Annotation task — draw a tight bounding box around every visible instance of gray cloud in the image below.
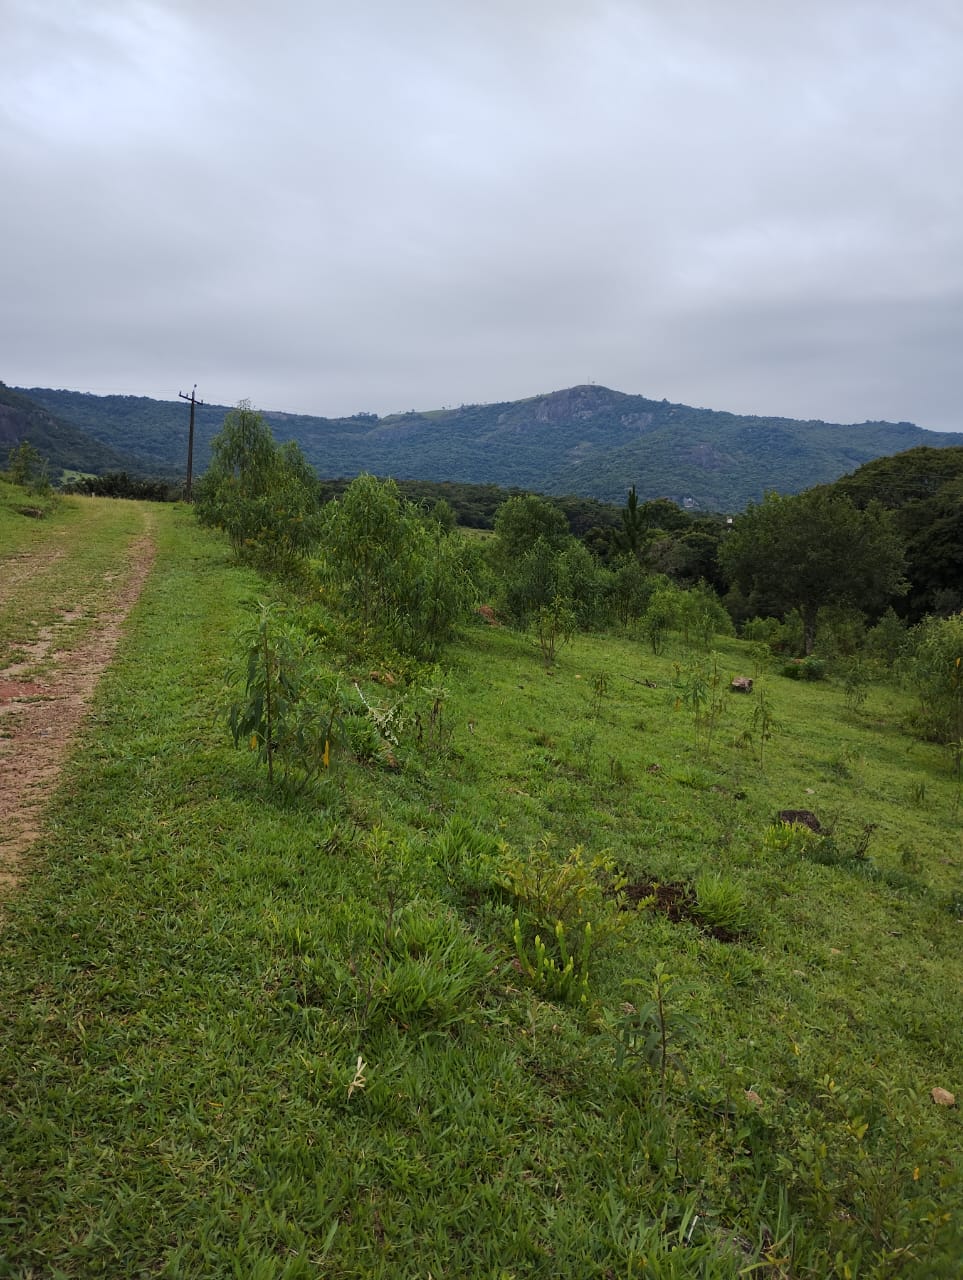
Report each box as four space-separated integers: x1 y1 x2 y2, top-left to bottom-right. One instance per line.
2 0 961 428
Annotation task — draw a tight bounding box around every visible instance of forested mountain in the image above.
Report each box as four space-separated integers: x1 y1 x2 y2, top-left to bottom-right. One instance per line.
19 382 963 510
824 446 963 620
0 383 150 478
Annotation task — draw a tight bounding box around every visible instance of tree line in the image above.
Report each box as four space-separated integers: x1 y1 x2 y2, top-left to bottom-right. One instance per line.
189 405 962 752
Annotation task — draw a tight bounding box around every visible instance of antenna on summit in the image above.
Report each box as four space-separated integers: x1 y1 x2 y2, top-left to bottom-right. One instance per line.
178 384 204 502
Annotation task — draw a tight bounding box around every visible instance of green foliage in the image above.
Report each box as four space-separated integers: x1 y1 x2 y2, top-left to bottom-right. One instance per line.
675 582 734 650
747 686 779 767
721 489 907 654
495 840 624 940
492 492 569 566
377 905 493 1030
26 381 963 510
194 403 323 568
320 474 479 658
64 471 179 501
512 916 592 1005
673 652 728 756
7 440 50 494
906 612 963 744
613 484 647 560
780 656 827 681
606 553 653 626
227 601 344 785
5 498 963 1277
613 963 699 1101
763 821 821 857
840 657 873 712
640 580 680 654
864 606 910 668
692 871 751 934
533 595 577 665
493 500 609 633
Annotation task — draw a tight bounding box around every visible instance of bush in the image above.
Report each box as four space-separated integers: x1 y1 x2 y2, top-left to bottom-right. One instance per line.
906 612 963 743
320 475 479 659
780 656 827 681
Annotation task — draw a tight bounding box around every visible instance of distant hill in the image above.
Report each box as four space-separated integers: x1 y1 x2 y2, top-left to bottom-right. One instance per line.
19 383 963 511
0 384 157 478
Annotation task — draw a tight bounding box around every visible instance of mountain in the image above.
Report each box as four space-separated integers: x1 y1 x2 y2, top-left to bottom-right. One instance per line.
0 384 157 478
19 383 963 511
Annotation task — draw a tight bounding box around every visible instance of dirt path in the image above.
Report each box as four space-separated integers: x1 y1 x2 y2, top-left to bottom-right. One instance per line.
0 508 158 897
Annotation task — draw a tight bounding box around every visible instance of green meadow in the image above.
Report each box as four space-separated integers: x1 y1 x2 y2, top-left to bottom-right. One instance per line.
0 497 960 1278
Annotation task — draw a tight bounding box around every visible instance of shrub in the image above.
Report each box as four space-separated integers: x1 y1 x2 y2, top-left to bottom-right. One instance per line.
906 612 963 744
780 656 827 681
320 475 479 658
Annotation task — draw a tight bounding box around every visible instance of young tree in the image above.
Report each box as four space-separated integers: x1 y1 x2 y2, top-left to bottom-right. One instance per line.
320 474 478 657
194 404 322 567
720 490 906 654
492 493 569 568
614 485 647 561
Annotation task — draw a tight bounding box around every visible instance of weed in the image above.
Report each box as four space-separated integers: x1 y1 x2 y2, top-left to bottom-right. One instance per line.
763 821 821 858
692 871 751 936
512 916 591 1005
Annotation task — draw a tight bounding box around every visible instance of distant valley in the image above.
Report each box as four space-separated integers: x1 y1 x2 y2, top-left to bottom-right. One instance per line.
8 381 963 511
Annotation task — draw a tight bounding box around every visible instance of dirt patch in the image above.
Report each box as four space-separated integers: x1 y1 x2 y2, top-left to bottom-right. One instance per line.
622 876 742 943
0 513 157 901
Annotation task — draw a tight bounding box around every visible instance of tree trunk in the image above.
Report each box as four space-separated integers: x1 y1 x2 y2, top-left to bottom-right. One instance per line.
803 607 818 656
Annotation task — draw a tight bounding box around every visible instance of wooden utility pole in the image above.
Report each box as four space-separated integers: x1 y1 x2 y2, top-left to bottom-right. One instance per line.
178 385 203 501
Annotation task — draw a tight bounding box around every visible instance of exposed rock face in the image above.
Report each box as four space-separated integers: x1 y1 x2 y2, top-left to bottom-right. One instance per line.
532 385 626 424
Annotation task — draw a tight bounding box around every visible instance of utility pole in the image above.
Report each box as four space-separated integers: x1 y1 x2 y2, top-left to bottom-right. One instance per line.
178 385 203 501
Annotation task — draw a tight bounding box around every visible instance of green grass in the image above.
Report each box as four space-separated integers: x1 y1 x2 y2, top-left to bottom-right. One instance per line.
1 507 960 1277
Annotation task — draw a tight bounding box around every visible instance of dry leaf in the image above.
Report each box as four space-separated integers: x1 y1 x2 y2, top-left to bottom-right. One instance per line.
745 1090 763 1107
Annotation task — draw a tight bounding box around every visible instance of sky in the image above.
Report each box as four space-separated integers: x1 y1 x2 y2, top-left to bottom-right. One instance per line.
2 0 961 429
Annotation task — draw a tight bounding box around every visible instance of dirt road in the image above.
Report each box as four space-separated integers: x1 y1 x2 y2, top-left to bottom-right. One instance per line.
0 504 157 896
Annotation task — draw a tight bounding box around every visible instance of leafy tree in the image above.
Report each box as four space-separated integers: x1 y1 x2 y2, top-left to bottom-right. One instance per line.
7 441 50 494
719 490 906 654
640 582 681 655
492 494 569 569
607 555 653 627
320 474 478 658
194 404 322 567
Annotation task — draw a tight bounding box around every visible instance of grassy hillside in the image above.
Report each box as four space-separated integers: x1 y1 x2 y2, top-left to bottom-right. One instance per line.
23 383 963 511
0 503 960 1276
0 383 152 479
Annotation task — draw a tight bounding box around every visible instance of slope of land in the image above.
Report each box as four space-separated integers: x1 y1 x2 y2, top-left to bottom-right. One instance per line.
22 382 963 510
0 501 960 1275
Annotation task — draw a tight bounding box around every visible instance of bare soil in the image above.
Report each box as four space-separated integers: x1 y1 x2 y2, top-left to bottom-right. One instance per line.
0 511 157 898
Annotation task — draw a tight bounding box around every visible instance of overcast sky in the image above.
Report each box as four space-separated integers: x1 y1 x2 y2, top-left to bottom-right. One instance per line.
2 0 961 428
